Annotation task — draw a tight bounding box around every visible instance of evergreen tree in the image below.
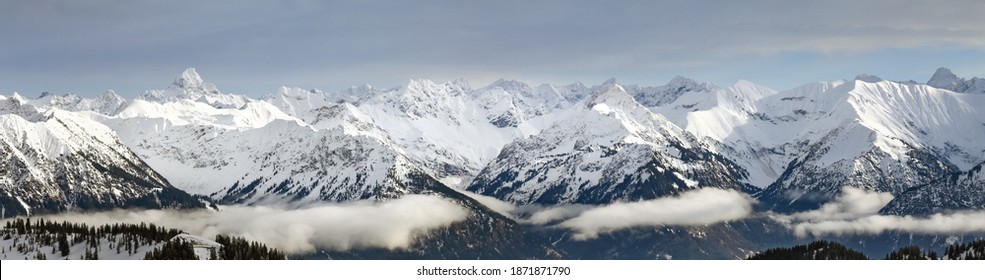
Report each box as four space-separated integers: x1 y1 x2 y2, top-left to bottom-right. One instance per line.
945 239 985 260
884 245 938 260
748 240 869 260
57 233 70 257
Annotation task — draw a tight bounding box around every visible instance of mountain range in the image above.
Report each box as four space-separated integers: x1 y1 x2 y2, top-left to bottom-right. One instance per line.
1 67 982 258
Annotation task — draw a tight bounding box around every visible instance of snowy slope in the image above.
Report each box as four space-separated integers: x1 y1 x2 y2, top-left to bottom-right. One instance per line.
0 97 204 217
648 79 779 186
744 79 983 213
29 90 127 115
0 232 162 260
85 70 470 203
261 85 379 123
260 78 584 187
356 79 536 187
467 84 748 205
629 76 720 107
645 72 984 214
470 79 584 129
113 98 299 130
100 105 421 204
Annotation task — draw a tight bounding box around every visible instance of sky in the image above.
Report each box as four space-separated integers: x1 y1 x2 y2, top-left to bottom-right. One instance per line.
1 0 983 97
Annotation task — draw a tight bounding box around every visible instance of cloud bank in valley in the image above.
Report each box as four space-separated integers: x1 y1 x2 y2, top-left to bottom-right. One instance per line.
32 195 469 254
517 204 595 226
777 187 985 237
451 187 517 218
517 188 757 240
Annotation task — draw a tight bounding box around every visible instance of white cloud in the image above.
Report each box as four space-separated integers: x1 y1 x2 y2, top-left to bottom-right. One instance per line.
553 188 757 240
449 187 517 218
791 212 985 237
787 187 895 221
518 204 594 226
776 187 985 237
30 195 469 254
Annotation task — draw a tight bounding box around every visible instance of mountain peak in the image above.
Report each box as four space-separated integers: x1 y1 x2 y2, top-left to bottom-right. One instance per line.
487 79 530 92
173 68 205 89
668 76 697 86
10 92 25 103
927 67 959 88
855 74 884 83
101 89 120 97
925 67 985 94
158 67 226 98
586 84 638 109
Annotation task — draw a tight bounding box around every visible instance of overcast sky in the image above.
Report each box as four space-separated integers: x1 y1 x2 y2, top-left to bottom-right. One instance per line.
2 0 983 97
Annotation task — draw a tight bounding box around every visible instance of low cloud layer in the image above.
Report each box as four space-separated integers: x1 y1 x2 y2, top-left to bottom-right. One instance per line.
451 187 517 218
791 212 985 237
788 187 895 221
518 204 595 226
777 187 985 237
539 188 756 240
32 195 469 254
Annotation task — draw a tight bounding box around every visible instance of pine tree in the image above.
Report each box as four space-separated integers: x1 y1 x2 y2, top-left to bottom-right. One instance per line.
57 233 70 257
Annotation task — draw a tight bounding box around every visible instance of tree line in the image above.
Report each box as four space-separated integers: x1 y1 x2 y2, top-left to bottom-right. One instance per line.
2 218 283 260
748 239 985 260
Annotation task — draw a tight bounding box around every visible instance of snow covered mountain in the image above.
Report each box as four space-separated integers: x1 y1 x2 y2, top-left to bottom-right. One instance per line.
30 90 127 115
644 73 985 214
100 90 418 204
0 96 205 217
927 67 985 94
757 79 984 214
6 67 982 217
881 160 985 215
139 68 252 109
5 66 984 259
25 70 563 258
263 77 586 187
466 84 748 204
628 76 720 107
470 79 586 128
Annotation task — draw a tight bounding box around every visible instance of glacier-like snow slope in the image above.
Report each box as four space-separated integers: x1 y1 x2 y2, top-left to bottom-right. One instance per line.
467 84 748 204
652 74 985 214
264 76 590 187
98 101 425 204
0 97 204 217
28 90 127 116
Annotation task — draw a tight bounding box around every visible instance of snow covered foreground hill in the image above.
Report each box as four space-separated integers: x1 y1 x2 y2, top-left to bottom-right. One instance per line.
3 68 983 217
